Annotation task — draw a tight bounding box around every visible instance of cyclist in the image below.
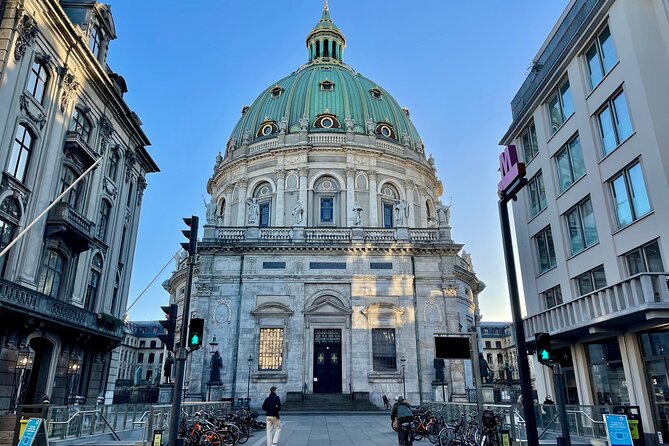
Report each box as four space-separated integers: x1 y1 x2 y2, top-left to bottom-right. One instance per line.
391 395 413 446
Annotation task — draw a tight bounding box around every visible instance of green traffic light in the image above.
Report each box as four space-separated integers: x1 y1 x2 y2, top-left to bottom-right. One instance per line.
190 333 200 346
540 350 549 361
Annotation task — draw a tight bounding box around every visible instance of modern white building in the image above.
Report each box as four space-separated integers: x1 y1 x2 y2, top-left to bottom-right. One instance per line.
0 0 157 424
500 0 669 440
165 4 485 409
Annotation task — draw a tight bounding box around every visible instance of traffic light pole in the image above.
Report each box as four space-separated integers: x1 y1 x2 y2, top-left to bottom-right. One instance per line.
499 192 539 446
168 216 198 446
553 364 572 446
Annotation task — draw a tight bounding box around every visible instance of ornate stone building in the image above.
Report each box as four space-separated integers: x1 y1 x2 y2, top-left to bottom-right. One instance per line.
0 0 157 416
166 4 484 407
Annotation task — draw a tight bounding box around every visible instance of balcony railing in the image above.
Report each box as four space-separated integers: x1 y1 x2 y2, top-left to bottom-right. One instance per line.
63 131 98 168
46 202 95 252
0 278 123 339
305 228 351 242
524 272 669 340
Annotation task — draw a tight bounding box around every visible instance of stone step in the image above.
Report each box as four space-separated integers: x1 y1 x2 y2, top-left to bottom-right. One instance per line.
282 393 381 412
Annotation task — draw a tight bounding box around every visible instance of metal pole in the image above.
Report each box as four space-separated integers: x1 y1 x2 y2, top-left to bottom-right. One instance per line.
499 199 539 446
470 333 484 420
402 365 406 397
247 364 251 408
168 216 198 446
553 364 572 446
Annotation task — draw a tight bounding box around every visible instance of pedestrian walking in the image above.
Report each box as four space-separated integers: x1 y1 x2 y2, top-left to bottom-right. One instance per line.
262 385 281 446
383 394 391 410
391 395 414 446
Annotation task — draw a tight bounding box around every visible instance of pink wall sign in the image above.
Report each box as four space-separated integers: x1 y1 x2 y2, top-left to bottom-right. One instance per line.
498 145 526 194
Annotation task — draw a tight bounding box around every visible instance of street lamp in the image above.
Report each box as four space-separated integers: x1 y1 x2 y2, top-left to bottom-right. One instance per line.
246 355 253 408
400 354 406 397
207 337 220 401
11 348 33 412
209 336 219 353
67 357 82 405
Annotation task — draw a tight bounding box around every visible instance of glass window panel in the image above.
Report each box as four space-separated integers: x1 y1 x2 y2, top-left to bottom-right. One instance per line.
556 148 572 192
259 203 270 227
259 328 284 371
383 203 393 228
522 131 532 162
566 208 584 254
586 43 603 87
599 27 617 74
613 93 633 142
644 241 664 272
592 266 607 289
372 328 396 371
626 250 644 275
546 228 556 268
560 80 574 118
580 199 598 247
612 175 633 227
627 163 651 218
537 230 550 272
320 198 333 222
569 137 586 180
577 273 594 295
549 94 563 133
598 106 617 154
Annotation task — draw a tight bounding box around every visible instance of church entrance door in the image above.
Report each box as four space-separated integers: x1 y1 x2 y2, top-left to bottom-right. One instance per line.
313 329 342 393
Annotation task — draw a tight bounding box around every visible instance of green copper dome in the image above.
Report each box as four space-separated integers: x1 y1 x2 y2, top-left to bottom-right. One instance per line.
226 3 424 155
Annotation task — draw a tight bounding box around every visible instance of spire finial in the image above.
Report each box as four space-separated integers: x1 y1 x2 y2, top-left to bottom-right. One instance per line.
324 0 329 12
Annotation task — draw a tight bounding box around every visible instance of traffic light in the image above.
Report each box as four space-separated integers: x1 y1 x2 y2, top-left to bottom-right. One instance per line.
434 358 445 381
188 318 205 350
158 304 178 350
535 332 552 365
181 216 199 255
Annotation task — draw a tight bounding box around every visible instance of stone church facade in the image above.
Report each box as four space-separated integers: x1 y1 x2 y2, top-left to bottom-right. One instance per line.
166 4 484 407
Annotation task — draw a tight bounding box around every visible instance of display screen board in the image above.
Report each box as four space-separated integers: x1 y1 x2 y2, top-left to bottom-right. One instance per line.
434 337 470 359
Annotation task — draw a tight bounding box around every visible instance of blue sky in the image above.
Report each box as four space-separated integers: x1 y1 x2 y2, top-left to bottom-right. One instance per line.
110 1 570 322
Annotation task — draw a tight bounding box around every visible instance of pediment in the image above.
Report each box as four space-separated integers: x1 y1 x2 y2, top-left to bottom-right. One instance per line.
360 302 404 318
304 297 352 316
250 302 294 317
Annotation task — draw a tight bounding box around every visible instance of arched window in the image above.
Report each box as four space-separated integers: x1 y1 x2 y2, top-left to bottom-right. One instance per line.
380 184 399 228
107 150 119 181
253 182 273 227
26 59 49 104
60 166 82 209
97 200 111 240
38 248 67 298
0 197 21 277
70 108 92 143
7 124 34 182
315 177 340 225
85 254 103 311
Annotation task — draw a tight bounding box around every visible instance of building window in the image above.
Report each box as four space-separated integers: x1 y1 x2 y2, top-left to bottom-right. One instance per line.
372 328 397 371
496 341 502 349
585 26 617 89
320 197 334 223
543 285 563 309
70 108 92 143
610 162 651 228
259 202 270 227
259 328 283 371
521 121 539 163
150 341 156 349
575 265 607 296
487 353 493 364
624 240 664 276
497 353 504 364
383 203 393 228
7 124 34 183
89 25 101 59
535 226 557 273
548 78 574 133
565 197 598 255
60 166 82 209
37 249 66 298
139 341 146 348
98 200 111 240
126 181 134 208
0 197 20 277
528 171 547 217
26 59 49 104
485 341 491 349
107 150 119 181
597 91 633 155
85 254 103 311
148 353 155 364
587 339 629 405
555 134 585 192
138 353 144 363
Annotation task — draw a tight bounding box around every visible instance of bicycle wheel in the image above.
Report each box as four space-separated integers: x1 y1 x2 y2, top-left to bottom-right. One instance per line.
426 420 443 444
198 430 223 446
437 427 455 446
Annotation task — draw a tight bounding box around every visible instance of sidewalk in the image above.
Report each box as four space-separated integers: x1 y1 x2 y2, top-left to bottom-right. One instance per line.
251 413 397 446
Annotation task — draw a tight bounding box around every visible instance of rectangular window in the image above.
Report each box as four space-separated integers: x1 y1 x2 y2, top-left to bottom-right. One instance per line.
555 134 586 192
624 240 664 276
597 91 633 155
548 78 574 133
521 121 539 163
138 353 144 363
259 328 284 371
528 171 547 217
320 197 334 223
565 197 598 255
585 26 617 89
543 285 563 309
372 328 397 371
485 341 491 348
259 202 270 227
383 203 393 228
575 265 607 296
610 162 651 228
535 226 557 273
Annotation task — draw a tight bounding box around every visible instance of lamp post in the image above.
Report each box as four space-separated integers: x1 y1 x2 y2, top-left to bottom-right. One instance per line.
400 354 406 397
67 357 82 405
207 337 219 401
246 355 253 408
11 348 32 412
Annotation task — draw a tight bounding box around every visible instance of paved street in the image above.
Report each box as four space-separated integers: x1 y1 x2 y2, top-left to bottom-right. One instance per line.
248 413 397 446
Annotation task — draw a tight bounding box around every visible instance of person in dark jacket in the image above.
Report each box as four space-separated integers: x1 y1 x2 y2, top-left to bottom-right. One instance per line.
390 395 414 445
262 386 281 446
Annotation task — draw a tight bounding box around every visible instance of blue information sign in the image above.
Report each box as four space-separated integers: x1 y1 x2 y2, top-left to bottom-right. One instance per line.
604 414 633 446
18 418 42 446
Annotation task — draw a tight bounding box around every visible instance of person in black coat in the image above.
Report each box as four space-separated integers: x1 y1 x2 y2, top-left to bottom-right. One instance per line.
262 386 281 446
391 395 414 445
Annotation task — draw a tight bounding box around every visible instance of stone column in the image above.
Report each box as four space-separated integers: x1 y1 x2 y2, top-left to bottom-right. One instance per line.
346 167 355 227
223 186 233 226
276 170 286 226
368 172 378 226
405 180 416 228
236 179 248 226
298 167 308 225
620 333 656 433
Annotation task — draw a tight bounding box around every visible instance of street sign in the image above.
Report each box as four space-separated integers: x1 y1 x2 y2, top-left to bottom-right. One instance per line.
497 145 526 195
434 337 470 359
604 414 633 446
